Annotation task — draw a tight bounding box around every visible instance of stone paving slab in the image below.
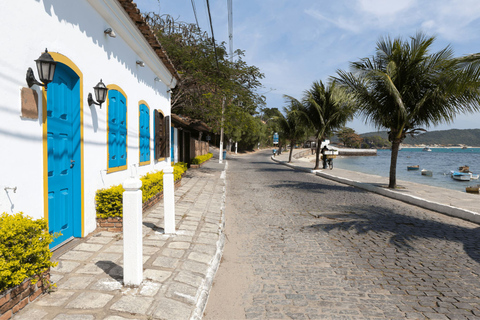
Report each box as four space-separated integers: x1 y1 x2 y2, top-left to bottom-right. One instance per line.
12 160 227 320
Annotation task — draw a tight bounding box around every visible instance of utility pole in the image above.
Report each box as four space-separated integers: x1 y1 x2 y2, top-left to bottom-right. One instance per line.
219 96 225 163
228 0 233 61
220 0 233 163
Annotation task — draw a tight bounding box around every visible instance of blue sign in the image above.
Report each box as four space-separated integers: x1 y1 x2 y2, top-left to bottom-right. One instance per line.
273 132 279 144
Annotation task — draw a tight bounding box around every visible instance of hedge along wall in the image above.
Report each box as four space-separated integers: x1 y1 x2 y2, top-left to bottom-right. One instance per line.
96 162 187 220
0 213 56 318
191 152 213 165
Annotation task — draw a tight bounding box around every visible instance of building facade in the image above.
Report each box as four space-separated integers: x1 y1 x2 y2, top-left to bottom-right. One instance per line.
0 0 178 249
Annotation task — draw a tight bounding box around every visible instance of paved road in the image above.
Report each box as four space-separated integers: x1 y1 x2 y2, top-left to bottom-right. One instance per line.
204 150 480 320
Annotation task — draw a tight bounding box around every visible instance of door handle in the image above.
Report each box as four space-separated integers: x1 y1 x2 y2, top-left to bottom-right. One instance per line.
70 160 75 168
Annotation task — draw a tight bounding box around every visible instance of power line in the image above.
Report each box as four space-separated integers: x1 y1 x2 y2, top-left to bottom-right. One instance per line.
190 0 201 31
205 0 220 71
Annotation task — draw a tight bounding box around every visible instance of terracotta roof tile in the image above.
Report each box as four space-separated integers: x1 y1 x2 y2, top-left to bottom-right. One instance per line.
117 0 179 82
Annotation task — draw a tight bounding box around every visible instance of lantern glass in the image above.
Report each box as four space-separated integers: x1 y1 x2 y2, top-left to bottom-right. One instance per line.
94 80 108 104
35 49 56 85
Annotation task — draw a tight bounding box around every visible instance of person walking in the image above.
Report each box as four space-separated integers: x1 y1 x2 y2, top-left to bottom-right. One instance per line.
321 145 328 169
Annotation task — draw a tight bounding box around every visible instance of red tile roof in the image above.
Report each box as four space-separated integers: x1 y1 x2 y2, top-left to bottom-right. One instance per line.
117 0 179 81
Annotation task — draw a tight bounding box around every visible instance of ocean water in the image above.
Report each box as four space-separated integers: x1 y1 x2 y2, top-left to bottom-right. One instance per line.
334 148 480 192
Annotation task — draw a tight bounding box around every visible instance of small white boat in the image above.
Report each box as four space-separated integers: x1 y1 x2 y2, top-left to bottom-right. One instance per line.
422 146 432 152
421 169 432 176
451 171 471 181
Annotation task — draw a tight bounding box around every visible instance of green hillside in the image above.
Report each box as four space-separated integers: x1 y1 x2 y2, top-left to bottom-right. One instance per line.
360 129 480 146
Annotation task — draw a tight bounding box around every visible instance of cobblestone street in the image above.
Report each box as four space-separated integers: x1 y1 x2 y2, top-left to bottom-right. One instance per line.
204 150 480 320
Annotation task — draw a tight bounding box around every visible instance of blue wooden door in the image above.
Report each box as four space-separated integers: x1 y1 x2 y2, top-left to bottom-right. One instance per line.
47 63 81 249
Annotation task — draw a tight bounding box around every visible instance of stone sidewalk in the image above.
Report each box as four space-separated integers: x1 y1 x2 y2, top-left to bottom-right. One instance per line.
13 160 227 320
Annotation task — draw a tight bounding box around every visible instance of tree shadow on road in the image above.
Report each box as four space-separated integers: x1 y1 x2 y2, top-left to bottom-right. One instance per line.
268 180 366 194
305 205 480 264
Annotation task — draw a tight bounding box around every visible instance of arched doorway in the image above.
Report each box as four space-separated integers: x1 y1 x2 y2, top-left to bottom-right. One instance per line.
46 61 82 249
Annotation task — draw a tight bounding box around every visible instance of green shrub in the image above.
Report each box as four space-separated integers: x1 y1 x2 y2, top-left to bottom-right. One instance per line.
96 163 187 219
0 212 57 292
191 152 213 165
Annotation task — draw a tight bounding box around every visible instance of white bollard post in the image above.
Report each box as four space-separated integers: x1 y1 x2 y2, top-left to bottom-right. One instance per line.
163 165 176 234
122 177 143 286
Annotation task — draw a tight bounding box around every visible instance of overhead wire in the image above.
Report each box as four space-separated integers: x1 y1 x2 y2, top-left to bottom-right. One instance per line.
190 0 201 31
205 0 220 71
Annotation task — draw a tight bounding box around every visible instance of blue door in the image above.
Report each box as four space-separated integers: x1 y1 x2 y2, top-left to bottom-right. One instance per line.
47 63 81 249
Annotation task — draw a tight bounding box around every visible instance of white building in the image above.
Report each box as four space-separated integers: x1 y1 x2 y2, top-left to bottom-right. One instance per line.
0 0 178 249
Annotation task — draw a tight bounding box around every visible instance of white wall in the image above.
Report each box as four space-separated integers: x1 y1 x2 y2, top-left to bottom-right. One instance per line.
0 0 175 236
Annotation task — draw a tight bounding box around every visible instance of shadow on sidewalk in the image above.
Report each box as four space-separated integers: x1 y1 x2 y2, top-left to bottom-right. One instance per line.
96 261 124 281
143 222 164 233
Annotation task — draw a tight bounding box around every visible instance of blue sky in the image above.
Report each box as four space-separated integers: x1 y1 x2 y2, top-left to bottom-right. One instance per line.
135 0 480 133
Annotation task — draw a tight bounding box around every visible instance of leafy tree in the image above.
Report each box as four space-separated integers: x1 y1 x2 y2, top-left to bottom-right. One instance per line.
144 14 265 139
273 101 308 162
361 135 391 149
336 33 480 188
337 127 363 148
290 80 355 170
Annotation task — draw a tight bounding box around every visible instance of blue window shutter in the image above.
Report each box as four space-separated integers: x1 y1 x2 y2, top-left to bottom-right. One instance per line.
139 104 150 163
165 115 170 159
119 94 127 167
108 90 119 168
108 90 127 169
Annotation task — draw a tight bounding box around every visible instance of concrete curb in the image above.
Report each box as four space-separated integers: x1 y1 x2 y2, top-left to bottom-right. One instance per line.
272 155 480 224
191 161 228 320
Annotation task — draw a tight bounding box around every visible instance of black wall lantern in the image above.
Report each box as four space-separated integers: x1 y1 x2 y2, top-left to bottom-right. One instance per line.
26 49 57 90
88 79 108 108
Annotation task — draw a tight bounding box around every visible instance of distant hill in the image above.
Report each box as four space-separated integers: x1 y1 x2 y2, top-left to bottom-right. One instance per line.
360 129 480 146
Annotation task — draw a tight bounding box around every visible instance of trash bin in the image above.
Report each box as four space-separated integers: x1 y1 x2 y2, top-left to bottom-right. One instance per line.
223 150 227 159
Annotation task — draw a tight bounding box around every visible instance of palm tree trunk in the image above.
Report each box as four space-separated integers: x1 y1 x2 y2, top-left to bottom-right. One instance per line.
313 138 321 170
389 140 401 188
288 140 295 163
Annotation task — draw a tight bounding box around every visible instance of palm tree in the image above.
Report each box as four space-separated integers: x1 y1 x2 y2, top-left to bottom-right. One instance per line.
273 100 308 162
336 32 480 188
291 80 355 170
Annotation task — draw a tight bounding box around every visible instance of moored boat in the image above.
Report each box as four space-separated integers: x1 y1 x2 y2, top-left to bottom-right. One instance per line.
451 171 471 181
422 146 432 152
407 165 420 170
466 185 480 194
456 165 478 179
421 169 432 176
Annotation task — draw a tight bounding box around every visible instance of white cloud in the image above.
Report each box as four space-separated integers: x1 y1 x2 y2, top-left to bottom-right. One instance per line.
305 9 361 33
357 0 416 16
